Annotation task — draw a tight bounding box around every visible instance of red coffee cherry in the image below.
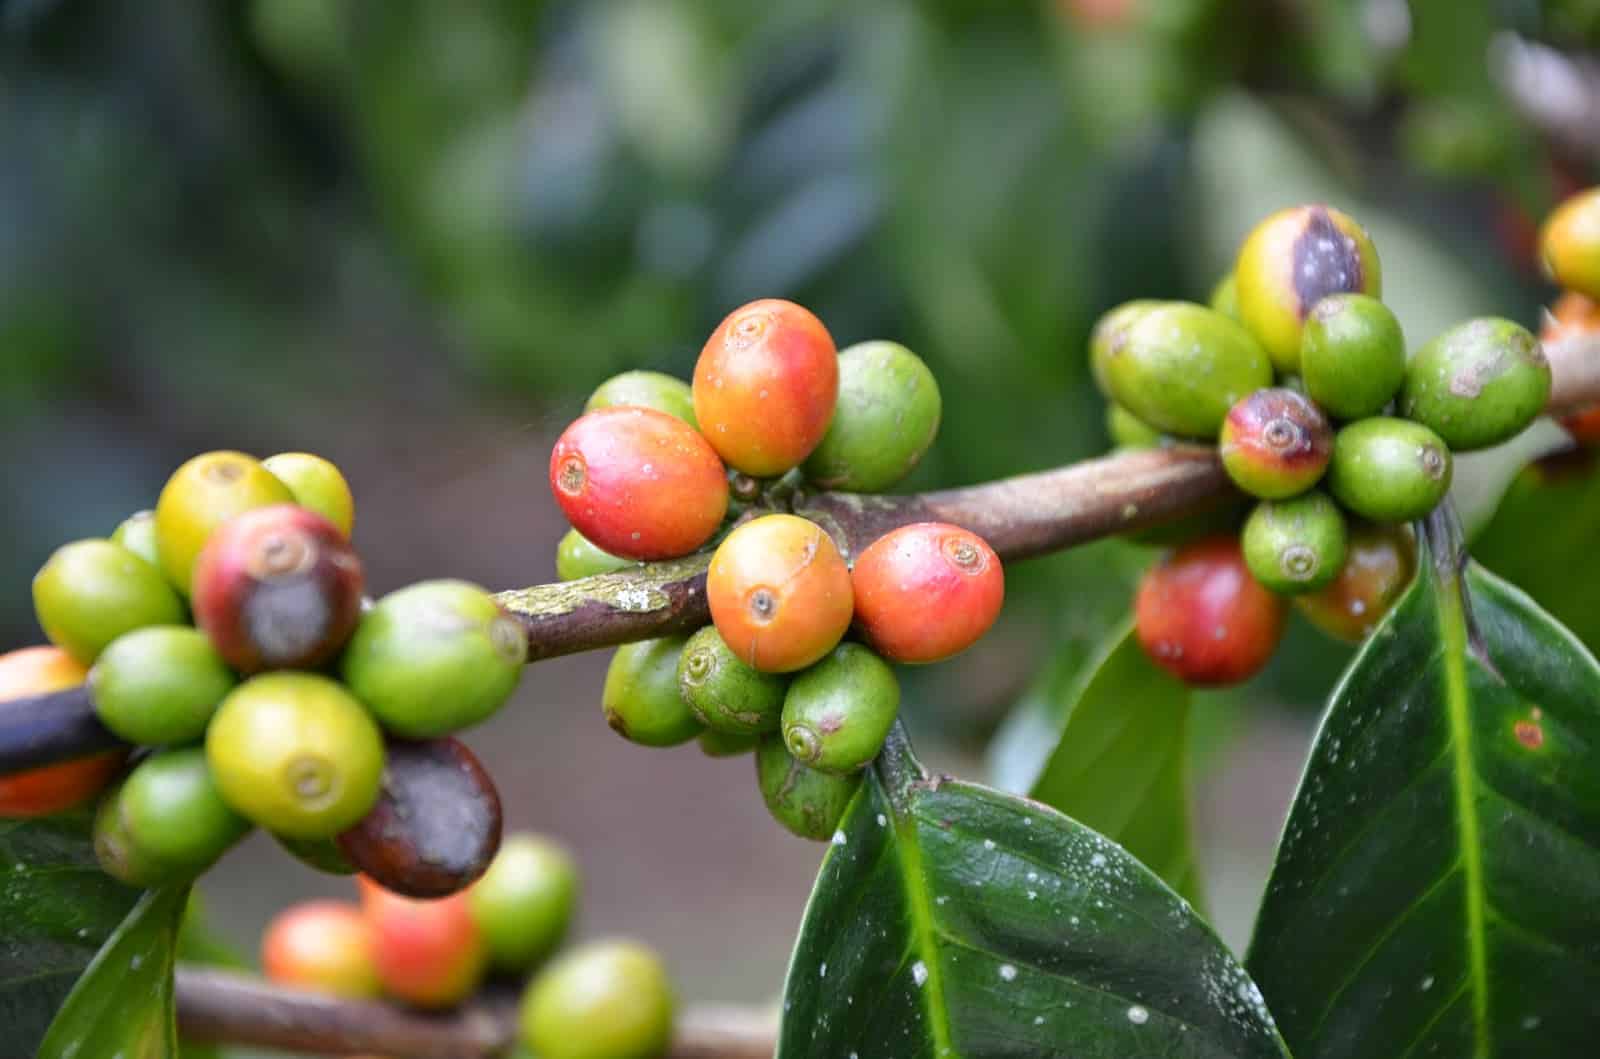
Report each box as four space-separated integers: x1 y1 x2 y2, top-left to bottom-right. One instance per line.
0 647 125 818
1218 388 1333 500
850 523 1004 664
549 408 728 560
191 504 364 674
692 299 839 477
262 900 380 998
359 877 487 1009
706 515 853 673
1134 536 1288 687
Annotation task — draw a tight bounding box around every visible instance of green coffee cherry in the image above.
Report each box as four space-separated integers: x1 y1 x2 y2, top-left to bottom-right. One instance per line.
1299 294 1406 420
1102 302 1273 438
1327 417 1453 522
111 510 161 569
802 341 941 492
91 626 236 745
262 452 356 537
1106 404 1163 449
675 626 787 735
1210 273 1241 321
32 540 185 664
93 783 168 887
601 637 702 747
470 834 579 973
1088 300 1163 396
556 529 634 581
755 735 862 841
697 729 760 757
275 833 357 875
341 580 528 737
780 644 900 774
1241 492 1348 594
119 747 250 877
520 940 675 1059
585 370 697 427
1401 317 1551 451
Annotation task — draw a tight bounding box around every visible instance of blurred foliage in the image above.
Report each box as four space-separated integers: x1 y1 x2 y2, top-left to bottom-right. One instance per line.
1 0 1596 737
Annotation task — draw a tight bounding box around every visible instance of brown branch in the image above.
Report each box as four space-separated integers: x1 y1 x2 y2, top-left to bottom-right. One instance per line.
175 966 776 1059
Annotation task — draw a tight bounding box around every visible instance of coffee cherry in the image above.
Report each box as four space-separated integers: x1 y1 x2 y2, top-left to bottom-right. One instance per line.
469 833 578 973
262 452 356 538
1217 388 1333 499
33 539 185 664
91 626 236 745
118 747 250 879
520 940 675 1059
262 901 380 998
850 523 1004 664
601 637 702 747
1299 293 1406 420
111 510 161 568
1210 274 1241 321
1135 536 1288 687
1234 204 1382 371
1401 317 1550 451
1539 185 1600 299
781 644 899 774
801 341 941 492
550 408 729 560
1241 492 1348 594
755 735 862 841
206 672 385 839
337 738 503 899
697 730 760 757
1088 300 1163 396
360 878 487 1010
693 299 839 477
0 647 123 818
341 580 527 738
156 451 296 594
1327 417 1453 523
1102 302 1273 438
675 626 787 735
276 833 357 875
556 528 634 581
585 370 697 427
1106 404 1163 449
93 782 168 887
706 515 853 673
1295 522 1417 642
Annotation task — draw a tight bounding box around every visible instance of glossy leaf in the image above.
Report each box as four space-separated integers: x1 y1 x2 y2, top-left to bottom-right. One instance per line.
1248 516 1600 1057
778 726 1289 1058
0 813 139 1050
39 885 189 1059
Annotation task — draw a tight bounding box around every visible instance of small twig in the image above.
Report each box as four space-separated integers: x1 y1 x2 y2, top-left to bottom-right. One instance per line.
175 966 777 1059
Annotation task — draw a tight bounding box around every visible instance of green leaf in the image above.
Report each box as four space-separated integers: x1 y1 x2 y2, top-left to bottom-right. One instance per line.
1248 514 1600 1057
1022 616 1201 903
778 725 1289 1058
0 813 140 1051
40 885 189 1059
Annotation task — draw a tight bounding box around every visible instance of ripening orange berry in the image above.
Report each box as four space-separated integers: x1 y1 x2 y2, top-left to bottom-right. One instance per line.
359 877 487 1009
706 515 853 673
850 523 1004 664
262 900 380 998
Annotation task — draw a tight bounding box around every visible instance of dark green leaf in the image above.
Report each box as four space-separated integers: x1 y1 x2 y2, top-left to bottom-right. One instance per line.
779 726 1288 1058
40 885 189 1059
0 813 139 1051
1248 516 1600 1057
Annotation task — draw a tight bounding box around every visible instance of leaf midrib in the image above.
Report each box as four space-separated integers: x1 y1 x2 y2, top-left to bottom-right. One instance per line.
894 805 956 1058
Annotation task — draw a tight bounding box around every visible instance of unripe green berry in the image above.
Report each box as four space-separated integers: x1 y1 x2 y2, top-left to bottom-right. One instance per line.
697 729 760 757
1106 404 1163 449
676 626 787 735
584 370 697 427
1241 492 1348 594
1327 417 1453 522
91 626 236 745
1401 317 1551 451
1210 273 1241 321
470 833 579 973
520 940 675 1059
262 452 356 537
32 540 185 665
1088 300 1163 396
155 450 295 594
1299 293 1406 420
93 782 169 887
556 529 634 581
111 510 161 568
601 637 702 747
118 746 250 877
802 341 941 492
755 735 862 841
1102 302 1273 438
780 644 899 774
1218 388 1333 499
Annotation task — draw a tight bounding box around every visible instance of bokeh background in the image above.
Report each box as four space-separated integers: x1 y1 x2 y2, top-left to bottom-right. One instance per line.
4 0 1597 1036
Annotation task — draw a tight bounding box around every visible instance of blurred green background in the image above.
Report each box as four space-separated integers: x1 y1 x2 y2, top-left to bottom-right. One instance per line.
3 0 1597 1028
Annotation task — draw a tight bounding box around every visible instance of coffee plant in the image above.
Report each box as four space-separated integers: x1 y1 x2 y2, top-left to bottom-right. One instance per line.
3 178 1600 1057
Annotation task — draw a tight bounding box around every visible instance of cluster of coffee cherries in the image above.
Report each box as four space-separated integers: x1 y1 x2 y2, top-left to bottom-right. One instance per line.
1094 203 1553 686
547 299 1005 840
8 450 528 894
263 833 676 1059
